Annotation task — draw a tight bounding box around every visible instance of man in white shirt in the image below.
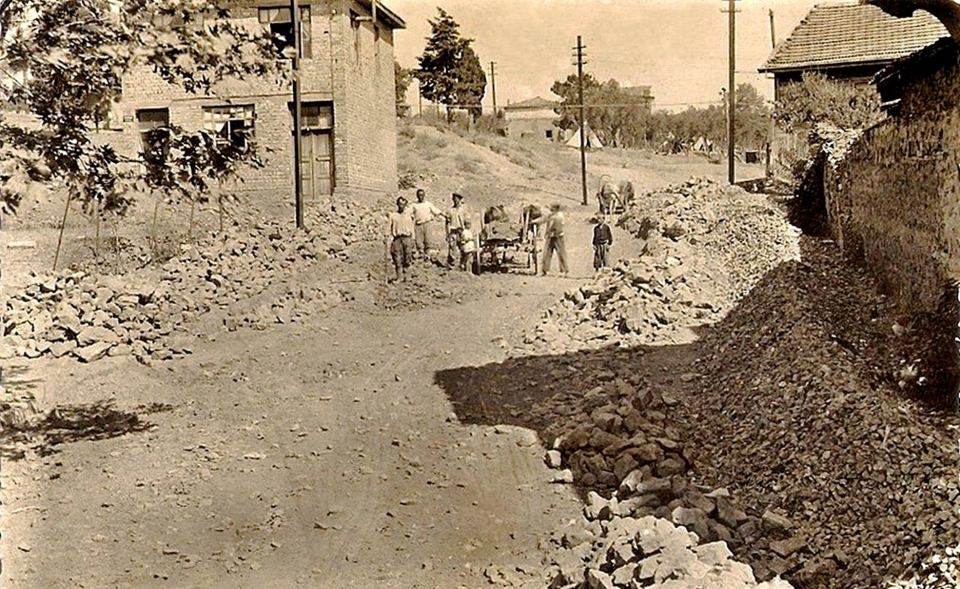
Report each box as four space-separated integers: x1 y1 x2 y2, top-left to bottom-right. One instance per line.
387 196 416 282
409 188 443 262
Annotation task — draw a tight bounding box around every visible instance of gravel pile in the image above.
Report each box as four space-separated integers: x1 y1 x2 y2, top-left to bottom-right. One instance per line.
519 178 799 353
678 238 960 588
0 200 383 364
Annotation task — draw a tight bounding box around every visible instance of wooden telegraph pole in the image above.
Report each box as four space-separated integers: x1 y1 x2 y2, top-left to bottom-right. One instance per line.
722 0 738 185
290 0 305 228
490 61 498 116
574 36 588 206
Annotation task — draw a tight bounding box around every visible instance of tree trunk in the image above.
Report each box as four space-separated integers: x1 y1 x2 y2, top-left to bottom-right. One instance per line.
112 214 121 274
150 193 161 256
94 200 101 259
53 193 72 271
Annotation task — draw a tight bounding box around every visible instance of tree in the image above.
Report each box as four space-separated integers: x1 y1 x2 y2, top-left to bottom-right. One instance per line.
551 74 653 147
416 7 485 121
774 72 882 130
733 83 772 150
0 0 282 266
395 61 412 117
455 45 485 119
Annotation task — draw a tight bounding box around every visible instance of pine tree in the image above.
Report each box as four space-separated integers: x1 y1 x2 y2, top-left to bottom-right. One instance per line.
416 8 485 121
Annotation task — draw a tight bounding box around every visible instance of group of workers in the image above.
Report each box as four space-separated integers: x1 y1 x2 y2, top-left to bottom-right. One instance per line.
386 189 614 283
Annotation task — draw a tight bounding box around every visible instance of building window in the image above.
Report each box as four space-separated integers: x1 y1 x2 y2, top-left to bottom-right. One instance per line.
545 129 553 140
259 6 311 59
300 103 333 130
202 105 255 149
137 108 170 168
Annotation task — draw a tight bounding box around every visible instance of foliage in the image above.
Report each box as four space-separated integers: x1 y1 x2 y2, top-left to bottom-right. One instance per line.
551 74 652 148
773 72 883 131
455 44 485 119
550 74 770 150
395 60 411 118
0 0 283 218
416 7 485 121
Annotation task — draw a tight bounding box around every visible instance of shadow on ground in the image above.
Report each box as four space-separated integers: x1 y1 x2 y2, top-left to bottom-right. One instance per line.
0 400 173 460
434 236 960 589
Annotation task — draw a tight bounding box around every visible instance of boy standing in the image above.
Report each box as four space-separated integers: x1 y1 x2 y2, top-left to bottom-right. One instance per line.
460 220 477 273
388 196 415 283
592 215 614 270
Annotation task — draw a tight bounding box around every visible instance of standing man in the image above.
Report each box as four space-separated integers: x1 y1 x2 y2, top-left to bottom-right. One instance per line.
445 193 467 269
410 188 443 262
541 203 569 276
388 196 415 283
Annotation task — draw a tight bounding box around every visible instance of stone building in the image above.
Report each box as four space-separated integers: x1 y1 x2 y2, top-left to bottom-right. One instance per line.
502 97 562 142
825 37 960 314
106 0 404 204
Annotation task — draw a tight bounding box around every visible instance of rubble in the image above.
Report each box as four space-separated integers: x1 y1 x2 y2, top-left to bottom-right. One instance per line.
519 178 800 353
1 200 383 364
534 374 803 587
674 238 960 588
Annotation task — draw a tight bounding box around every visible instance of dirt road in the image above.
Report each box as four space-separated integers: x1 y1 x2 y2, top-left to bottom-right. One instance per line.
2 207 630 588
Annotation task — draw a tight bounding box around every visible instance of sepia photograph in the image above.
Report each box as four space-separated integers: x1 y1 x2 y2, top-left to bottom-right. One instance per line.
1 0 960 587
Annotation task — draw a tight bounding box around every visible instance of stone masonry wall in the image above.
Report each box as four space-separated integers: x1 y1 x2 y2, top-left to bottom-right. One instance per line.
824 58 960 314
102 0 397 206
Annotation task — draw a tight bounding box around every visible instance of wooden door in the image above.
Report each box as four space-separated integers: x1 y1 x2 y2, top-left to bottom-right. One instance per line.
299 130 333 199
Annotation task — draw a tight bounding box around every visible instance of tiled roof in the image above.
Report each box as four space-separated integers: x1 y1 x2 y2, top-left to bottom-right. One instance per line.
504 96 558 110
760 2 948 72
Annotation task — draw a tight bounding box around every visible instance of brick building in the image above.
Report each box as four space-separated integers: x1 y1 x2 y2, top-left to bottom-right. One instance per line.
106 0 404 205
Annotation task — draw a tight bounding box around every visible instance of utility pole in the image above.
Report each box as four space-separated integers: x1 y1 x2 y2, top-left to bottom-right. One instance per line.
722 0 738 184
574 36 588 206
766 9 776 179
489 61 498 116
290 0 304 228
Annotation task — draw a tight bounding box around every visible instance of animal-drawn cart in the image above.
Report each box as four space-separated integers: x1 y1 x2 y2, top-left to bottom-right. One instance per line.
477 204 543 275
596 175 635 215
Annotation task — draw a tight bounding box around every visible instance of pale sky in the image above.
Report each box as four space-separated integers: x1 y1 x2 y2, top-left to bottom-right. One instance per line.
388 0 824 111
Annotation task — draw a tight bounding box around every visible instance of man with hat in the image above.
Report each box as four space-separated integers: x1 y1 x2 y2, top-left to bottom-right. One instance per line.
445 192 468 269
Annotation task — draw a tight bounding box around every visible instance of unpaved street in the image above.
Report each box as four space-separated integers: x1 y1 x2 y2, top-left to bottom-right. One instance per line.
2 208 625 588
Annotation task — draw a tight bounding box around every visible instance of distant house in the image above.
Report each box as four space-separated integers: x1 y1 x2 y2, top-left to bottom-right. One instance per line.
502 97 561 142
759 2 947 99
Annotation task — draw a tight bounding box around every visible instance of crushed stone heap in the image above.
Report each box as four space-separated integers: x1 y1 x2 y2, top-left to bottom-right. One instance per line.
1 200 383 364
521 178 800 353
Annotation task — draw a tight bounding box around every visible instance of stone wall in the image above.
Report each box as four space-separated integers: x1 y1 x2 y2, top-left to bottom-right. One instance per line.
824 55 960 314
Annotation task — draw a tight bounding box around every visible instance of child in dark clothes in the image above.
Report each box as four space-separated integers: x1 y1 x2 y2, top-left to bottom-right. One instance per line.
592 215 613 270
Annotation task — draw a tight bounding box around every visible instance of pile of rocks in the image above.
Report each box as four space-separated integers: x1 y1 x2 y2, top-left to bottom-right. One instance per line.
546 510 792 589
538 376 807 584
520 178 799 353
677 239 960 587
1 200 384 363
618 178 799 298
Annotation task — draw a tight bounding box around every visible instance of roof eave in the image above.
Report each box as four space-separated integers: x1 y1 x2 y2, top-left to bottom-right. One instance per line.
359 0 405 29
759 58 900 75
